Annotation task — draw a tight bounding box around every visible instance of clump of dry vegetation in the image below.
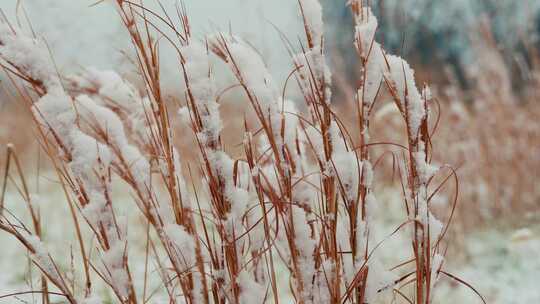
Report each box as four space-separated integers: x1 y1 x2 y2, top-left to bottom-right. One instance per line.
0 1 485 303
334 15 540 233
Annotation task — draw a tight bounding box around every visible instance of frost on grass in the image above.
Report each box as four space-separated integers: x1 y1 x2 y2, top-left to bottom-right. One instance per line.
26 235 62 283
291 205 316 301
180 41 222 144
32 89 76 140
100 241 130 299
209 34 279 105
352 6 378 59
353 6 385 107
0 24 60 88
299 0 323 47
385 55 426 137
237 270 266 303
163 223 196 271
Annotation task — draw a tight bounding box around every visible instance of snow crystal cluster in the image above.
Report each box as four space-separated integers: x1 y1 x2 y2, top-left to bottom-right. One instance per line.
0 24 60 89
179 42 222 144
208 34 286 148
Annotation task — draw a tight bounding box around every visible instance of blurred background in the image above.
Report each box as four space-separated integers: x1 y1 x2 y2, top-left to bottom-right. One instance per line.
0 0 539 303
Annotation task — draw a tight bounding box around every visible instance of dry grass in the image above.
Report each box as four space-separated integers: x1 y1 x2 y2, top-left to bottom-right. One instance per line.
333 15 540 232
0 1 511 303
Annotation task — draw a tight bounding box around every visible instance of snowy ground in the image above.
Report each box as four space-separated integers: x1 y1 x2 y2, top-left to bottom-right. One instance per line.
437 224 540 303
